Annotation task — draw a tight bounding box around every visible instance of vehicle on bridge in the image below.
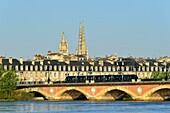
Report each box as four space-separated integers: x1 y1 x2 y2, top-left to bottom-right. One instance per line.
64 74 138 83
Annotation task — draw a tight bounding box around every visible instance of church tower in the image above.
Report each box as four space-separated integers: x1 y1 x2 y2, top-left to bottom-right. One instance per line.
58 32 68 55
76 22 88 59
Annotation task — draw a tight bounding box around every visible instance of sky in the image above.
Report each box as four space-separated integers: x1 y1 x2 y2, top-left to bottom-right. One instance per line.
0 0 170 59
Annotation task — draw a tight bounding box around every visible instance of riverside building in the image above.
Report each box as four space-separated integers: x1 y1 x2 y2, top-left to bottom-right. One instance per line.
0 23 169 83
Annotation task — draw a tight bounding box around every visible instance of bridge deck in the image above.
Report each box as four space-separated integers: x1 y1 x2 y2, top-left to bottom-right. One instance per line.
17 81 170 88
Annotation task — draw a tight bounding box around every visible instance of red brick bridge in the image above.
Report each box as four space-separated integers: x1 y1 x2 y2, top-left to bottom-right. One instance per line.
17 81 170 101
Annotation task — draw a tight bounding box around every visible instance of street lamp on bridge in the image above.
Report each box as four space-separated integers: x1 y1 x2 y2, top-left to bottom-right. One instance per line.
165 64 169 81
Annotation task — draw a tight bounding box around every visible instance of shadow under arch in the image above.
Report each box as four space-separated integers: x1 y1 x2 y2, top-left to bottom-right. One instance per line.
30 91 48 100
144 86 170 101
55 88 90 100
19 88 51 100
96 86 136 101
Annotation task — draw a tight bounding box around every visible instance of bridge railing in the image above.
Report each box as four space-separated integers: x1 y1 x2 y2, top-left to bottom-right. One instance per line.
17 81 46 86
16 78 170 87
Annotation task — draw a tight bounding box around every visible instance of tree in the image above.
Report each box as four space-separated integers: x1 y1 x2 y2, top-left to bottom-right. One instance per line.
0 66 18 100
0 66 34 101
151 71 170 79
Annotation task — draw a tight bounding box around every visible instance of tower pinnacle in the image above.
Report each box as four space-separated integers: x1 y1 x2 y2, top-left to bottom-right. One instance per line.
58 32 68 55
76 22 88 59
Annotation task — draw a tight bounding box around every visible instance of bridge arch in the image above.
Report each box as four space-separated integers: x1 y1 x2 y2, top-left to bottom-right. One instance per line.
19 88 51 100
96 86 137 100
55 87 91 100
143 85 170 101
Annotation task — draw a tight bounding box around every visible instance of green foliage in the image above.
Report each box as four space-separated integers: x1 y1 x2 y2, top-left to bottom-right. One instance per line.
0 66 17 100
13 91 35 101
0 66 34 101
151 71 170 79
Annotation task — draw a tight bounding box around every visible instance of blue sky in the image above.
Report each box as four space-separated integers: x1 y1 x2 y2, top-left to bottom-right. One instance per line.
0 0 170 59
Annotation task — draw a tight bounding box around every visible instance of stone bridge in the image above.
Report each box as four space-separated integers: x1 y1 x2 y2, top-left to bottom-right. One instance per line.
17 81 170 101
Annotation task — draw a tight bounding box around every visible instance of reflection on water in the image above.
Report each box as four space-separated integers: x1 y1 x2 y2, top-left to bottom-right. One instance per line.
0 101 170 113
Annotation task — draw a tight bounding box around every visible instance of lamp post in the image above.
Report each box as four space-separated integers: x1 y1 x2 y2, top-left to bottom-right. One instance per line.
45 65 51 84
165 64 168 81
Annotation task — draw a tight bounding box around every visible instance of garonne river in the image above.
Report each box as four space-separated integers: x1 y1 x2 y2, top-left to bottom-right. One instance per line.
0 101 170 113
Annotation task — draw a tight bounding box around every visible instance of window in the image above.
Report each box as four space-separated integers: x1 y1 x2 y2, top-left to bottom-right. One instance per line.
112 66 115 71
45 72 47 77
15 66 18 71
63 66 66 71
20 66 23 71
40 73 42 77
44 65 48 71
99 66 102 72
35 66 38 71
26 66 28 71
40 66 43 71
108 66 111 72
54 73 56 77
20 72 23 77
72 66 75 71
86 66 89 71
49 65 52 71
30 66 33 71
4 65 7 70
68 66 70 71
54 66 57 71
104 66 107 72
36 72 38 77
82 66 84 71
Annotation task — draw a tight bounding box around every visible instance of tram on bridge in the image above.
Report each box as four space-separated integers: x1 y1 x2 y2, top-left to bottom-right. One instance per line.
60 74 138 83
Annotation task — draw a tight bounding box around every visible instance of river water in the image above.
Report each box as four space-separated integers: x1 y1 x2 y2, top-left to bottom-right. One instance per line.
0 101 170 113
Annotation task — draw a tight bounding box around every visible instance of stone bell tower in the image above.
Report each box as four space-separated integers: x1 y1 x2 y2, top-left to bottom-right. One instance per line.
58 32 68 55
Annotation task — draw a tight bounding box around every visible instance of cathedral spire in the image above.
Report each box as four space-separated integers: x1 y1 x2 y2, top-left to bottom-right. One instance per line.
58 32 68 55
62 32 65 42
76 22 88 59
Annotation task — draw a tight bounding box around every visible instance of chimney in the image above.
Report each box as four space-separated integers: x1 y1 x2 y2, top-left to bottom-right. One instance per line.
20 57 23 64
9 57 13 64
